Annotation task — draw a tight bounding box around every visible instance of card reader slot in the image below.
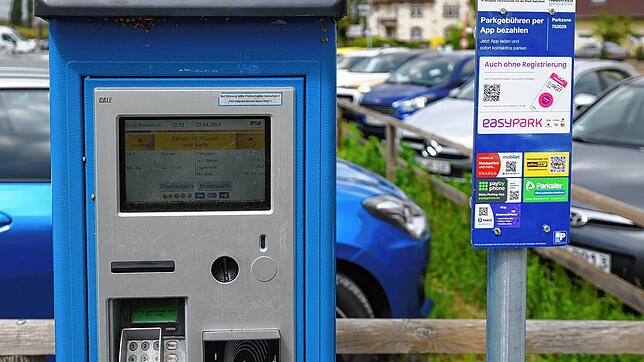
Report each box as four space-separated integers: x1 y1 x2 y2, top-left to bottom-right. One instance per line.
111 260 175 273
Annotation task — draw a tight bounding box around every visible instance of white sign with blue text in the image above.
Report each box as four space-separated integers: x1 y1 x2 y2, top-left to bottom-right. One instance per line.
472 0 576 248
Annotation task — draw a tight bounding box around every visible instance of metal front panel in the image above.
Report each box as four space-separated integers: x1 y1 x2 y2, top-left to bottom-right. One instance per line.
93 88 295 362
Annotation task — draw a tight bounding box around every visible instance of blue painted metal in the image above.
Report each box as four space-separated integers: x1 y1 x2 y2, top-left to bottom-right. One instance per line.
335 160 432 318
49 16 336 362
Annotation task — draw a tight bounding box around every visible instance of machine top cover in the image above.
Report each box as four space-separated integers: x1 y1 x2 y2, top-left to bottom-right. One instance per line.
35 0 346 17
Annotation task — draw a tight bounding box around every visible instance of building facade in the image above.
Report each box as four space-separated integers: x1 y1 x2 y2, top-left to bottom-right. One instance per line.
577 0 644 42
366 0 470 42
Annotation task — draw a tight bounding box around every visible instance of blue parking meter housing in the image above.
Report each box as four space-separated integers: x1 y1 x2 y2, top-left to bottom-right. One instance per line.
37 1 344 361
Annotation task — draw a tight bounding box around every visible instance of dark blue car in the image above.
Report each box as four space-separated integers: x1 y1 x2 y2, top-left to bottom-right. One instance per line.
358 52 475 138
0 63 431 331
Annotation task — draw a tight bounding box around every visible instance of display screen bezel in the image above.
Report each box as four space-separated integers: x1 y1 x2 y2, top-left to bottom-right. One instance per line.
118 115 271 213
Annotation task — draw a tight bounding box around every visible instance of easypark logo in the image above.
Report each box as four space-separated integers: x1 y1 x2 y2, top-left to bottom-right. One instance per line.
482 117 543 129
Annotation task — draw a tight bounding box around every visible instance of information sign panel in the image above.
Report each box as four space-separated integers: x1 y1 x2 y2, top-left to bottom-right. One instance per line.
472 0 576 248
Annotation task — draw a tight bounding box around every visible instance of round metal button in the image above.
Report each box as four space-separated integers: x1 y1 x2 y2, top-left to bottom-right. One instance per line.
251 256 277 282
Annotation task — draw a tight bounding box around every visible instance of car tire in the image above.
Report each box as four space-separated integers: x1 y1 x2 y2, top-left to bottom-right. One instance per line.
336 273 375 319
336 273 389 362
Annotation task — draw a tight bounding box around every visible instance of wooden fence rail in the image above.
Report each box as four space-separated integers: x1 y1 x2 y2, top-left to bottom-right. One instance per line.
2 319 643 358
336 99 644 314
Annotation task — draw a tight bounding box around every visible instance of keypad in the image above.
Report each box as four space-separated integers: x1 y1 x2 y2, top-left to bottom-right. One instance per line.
125 339 160 362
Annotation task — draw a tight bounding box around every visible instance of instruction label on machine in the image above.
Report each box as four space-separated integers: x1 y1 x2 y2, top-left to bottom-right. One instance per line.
471 0 575 248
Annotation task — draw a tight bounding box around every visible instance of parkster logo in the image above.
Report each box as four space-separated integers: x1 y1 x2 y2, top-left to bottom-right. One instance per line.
523 177 568 202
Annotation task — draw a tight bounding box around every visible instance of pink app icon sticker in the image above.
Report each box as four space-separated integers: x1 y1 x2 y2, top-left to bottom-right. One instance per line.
538 92 554 108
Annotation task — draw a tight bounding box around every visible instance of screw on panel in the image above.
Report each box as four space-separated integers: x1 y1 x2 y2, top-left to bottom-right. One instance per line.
90 194 96 201
499 8 508 16
549 8 556 16
321 36 329 43
493 228 502 236
542 224 551 233
82 156 86 163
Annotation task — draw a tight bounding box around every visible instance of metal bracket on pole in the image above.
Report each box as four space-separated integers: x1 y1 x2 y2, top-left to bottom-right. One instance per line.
486 248 527 362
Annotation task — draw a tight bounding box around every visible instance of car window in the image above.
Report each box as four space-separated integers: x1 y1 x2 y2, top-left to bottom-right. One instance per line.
459 58 475 80
573 84 644 148
574 72 602 96
337 56 368 70
388 57 459 87
349 53 413 73
0 89 50 182
600 69 629 89
453 79 475 100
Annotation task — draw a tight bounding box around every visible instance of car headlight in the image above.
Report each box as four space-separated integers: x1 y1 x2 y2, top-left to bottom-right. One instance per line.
362 194 428 239
393 95 433 113
357 84 372 94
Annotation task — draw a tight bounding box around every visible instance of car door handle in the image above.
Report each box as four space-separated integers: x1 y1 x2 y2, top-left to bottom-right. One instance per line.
0 212 12 232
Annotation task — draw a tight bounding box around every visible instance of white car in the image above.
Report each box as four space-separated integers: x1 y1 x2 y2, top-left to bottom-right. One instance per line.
400 59 639 176
337 48 418 104
0 26 37 54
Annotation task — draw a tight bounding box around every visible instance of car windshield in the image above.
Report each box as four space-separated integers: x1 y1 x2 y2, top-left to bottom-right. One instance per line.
349 52 412 73
338 56 368 70
450 79 475 100
0 89 50 182
388 57 458 87
573 83 644 148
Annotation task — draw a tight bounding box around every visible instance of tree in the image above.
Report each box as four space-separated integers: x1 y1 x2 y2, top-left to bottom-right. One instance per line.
592 12 635 44
27 0 33 28
10 0 23 27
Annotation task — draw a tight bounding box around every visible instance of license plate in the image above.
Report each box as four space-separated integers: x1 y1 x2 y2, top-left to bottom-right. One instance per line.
567 246 611 273
364 115 384 126
418 157 452 175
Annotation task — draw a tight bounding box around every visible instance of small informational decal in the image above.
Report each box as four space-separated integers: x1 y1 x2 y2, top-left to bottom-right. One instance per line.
476 178 522 203
218 92 282 106
474 203 521 229
474 204 494 229
523 177 569 202
524 152 569 177
476 152 523 178
492 204 521 228
554 230 568 244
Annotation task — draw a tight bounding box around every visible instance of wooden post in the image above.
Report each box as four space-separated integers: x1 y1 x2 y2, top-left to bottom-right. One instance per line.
0 357 47 362
385 123 397 181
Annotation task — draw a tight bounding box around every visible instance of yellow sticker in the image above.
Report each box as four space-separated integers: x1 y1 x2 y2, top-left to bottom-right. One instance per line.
523 152 569 177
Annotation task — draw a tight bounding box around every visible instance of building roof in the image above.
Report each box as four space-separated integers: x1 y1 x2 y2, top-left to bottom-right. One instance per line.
577 0 644 19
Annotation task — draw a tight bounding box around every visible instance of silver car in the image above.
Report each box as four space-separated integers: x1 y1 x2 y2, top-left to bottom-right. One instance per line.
400 59 639 176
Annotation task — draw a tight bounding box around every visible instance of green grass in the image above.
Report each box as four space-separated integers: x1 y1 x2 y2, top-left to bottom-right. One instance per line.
338 123 642 361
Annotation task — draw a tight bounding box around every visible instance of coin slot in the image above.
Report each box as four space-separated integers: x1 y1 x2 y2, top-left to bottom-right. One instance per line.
259 234 268 252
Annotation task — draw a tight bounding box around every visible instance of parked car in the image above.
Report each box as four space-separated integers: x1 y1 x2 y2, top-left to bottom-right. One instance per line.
337 50 422 105
357 51 475 138
570 75 644 285
0 26 38 54
400 59 638 176
0 62 432 329
575 42 629 61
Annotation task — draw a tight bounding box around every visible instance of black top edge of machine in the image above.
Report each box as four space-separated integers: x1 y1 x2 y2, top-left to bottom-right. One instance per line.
35 0 347 18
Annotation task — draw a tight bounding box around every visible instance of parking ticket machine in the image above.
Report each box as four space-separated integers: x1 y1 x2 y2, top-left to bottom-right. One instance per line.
37 1 345 361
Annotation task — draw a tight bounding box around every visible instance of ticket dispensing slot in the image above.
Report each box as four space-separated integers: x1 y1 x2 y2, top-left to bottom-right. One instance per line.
203 330 280 362
111 298 186 362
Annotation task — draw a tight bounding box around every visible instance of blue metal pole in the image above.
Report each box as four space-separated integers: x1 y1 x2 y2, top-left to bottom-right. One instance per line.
487 248 526 362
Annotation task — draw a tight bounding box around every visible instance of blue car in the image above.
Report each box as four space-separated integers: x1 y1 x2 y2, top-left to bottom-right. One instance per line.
0 62 432 329
358 52 475 138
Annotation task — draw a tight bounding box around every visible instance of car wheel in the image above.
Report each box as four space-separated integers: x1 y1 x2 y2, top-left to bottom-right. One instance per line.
336 273 386 362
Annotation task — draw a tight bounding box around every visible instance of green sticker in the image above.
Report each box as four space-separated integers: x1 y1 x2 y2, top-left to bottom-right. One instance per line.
523 177 569 202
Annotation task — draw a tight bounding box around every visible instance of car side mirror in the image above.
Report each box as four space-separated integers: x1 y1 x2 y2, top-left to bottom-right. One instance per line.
574 93 596 110
448 88 460 97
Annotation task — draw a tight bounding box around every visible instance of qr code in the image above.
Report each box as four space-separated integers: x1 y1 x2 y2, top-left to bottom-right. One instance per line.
478 207 489 216
483 84 501 102
509 191 520 201
550 156 567 173
505 161 517 173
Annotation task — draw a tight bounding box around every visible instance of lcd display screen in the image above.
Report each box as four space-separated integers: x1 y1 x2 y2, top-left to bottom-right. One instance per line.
131 299 178 324
119 116 270 212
